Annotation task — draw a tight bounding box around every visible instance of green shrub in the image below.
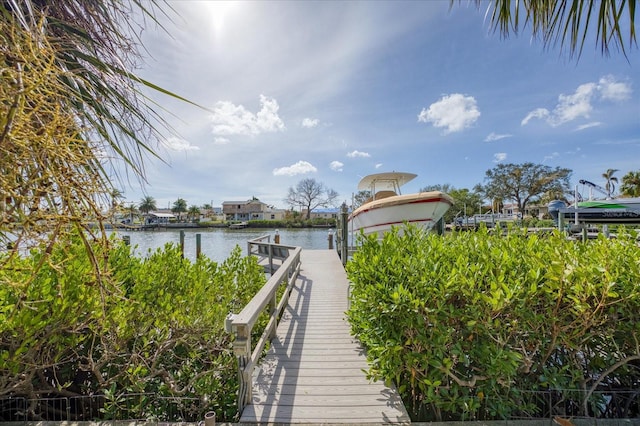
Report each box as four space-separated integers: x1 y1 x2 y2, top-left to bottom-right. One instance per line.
0 236 266 422
346 226 640 421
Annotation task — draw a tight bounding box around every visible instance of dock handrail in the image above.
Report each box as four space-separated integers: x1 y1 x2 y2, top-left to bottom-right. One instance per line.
226 236 302 413
247 234 296 274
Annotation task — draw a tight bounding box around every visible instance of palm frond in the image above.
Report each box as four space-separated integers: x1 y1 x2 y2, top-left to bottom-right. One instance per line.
459 0 637 59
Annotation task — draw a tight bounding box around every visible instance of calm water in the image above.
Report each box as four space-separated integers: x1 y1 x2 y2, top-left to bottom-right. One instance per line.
111 227 336 263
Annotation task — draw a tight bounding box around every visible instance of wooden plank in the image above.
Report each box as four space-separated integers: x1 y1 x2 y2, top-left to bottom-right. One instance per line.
261 353 365 362
252 383 391 396
253 373 387 387
241 404 409 423
241 249 410 424
270 342 364 350
250 392 406 406
258 367 369 378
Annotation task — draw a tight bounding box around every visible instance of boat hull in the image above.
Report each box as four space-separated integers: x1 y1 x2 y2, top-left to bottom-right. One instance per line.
348 192 453 237
549 198 640 224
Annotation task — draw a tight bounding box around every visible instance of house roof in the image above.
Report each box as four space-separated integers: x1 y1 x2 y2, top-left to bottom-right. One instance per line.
148 212 175 218
222 200 266 205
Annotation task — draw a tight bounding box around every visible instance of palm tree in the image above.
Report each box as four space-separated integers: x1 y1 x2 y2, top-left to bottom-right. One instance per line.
108 189 125 223
201 203 213 218
139 196 157 214
464 0 637 59
172 198 188 221
188 205 201 222
110 189 125 210
125 203 138 224
621 171 640 197
1 1 195 269
3 1 190 177
602 168 619 198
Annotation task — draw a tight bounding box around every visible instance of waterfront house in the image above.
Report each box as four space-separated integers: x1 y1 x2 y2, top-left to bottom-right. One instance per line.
145 211 175 225
306 207 340 220
500 203 549 220
222 199 286 221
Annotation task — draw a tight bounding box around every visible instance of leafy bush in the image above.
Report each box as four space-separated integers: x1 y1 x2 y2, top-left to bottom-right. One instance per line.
0 236 266 422
521 217 555 228
346 226 640 421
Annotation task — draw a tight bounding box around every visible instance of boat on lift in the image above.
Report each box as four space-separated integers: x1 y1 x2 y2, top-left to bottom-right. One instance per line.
549 198 640 224
548 179 640 224
348 172 453 238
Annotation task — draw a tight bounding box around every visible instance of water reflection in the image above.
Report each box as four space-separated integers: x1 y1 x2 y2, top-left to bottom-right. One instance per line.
111 228 333 263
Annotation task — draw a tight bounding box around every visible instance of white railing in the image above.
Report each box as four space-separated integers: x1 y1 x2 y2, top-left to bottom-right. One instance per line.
246 234 294 274
455 213 521 228
226 236 302 413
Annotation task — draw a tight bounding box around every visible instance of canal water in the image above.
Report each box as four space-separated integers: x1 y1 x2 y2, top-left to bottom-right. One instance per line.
112 227 335 263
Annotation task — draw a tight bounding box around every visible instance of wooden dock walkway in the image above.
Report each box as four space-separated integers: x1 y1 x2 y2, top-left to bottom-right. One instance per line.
240 249 410 424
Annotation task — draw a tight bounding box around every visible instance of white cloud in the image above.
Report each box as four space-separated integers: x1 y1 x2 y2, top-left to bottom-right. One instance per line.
522 75 632 127
543 151 560 162
575 122 602 131
550 82 596 126
164 137 200 151
302 117 320 128
213 137 230 145
493 152 507 163
375 163 383 169
598 75 632 101
329 161 344 171
347 150 370 158
417 93 480 134
210 94 285 136
521 108 550 125
273 160 317 176
484 132 512 142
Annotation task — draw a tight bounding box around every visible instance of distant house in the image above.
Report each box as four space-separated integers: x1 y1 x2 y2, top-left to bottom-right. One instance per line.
306 207 340 220
198 206 225 223
222 199 286 221
145 212 175 225
500 203 548 220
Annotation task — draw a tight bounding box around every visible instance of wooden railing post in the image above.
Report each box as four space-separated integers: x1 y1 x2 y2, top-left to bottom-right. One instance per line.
340 203 349 265
268 293 277 340
232 323 252 410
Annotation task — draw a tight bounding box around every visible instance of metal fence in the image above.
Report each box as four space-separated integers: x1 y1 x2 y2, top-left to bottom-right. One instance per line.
406 388 640 422
510 389 640 420
0 394 207 422
2 388 639 422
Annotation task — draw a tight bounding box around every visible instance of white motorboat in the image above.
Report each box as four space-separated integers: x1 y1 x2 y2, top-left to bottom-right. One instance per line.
348 172 454 237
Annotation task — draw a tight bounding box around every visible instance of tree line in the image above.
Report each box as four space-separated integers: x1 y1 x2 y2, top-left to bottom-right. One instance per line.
115 165 640 226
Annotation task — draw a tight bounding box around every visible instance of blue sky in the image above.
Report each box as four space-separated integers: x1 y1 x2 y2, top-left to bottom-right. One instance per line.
121 1 639 210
